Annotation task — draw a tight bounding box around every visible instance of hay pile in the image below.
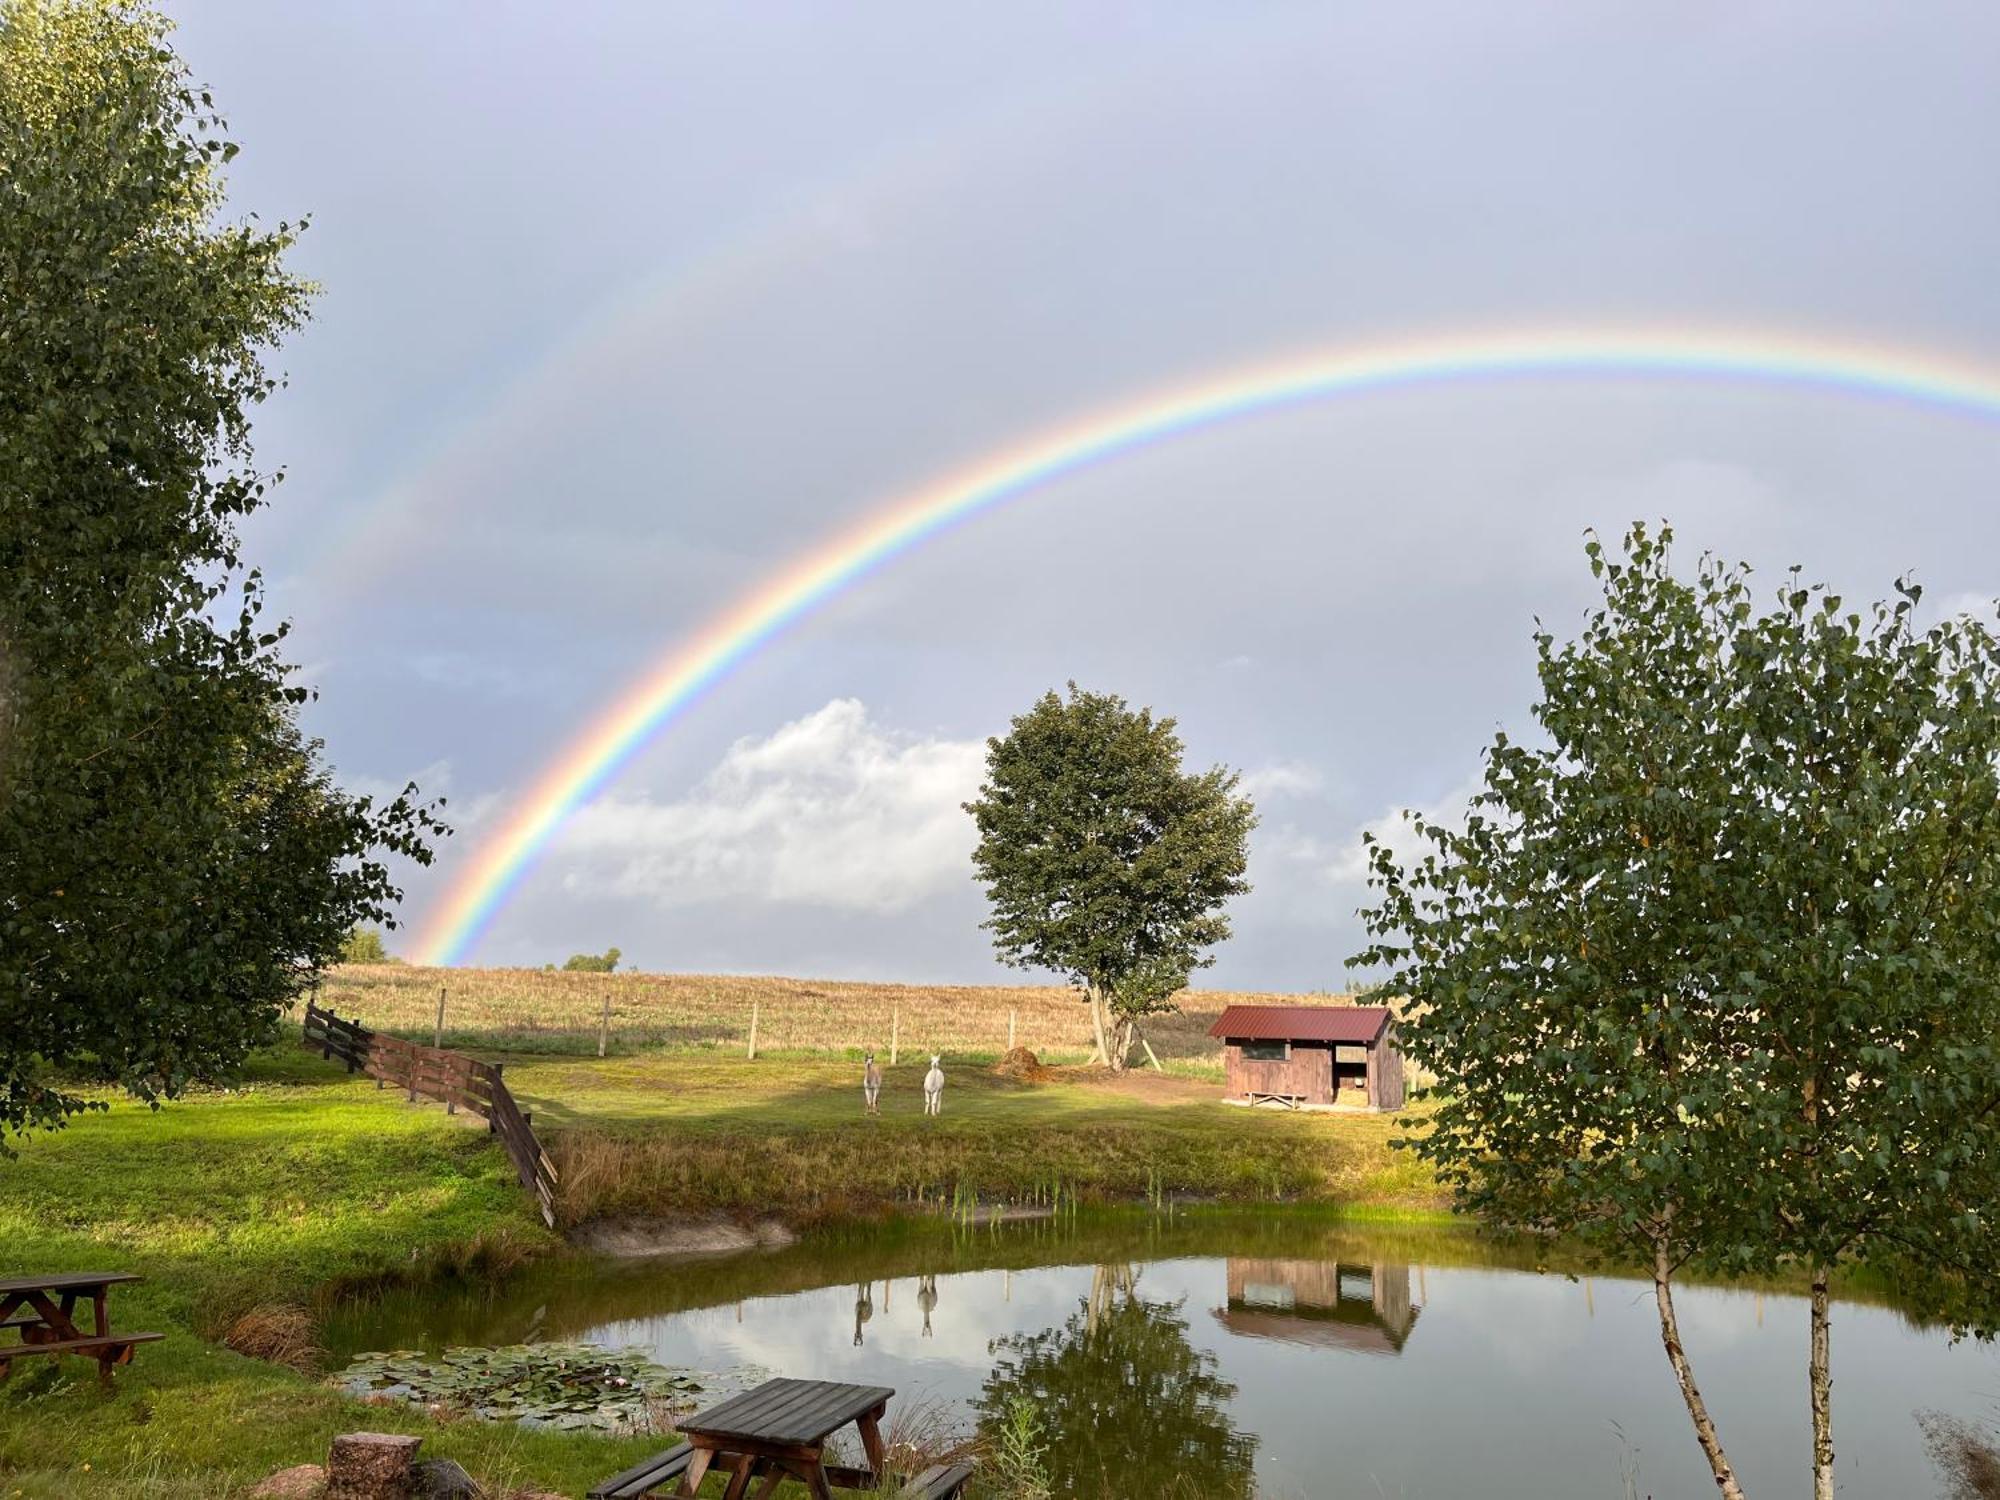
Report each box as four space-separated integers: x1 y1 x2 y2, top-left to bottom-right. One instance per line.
992 1046 1050 1081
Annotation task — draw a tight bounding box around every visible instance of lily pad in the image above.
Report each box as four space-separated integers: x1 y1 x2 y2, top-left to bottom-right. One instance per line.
336 1342 768 1433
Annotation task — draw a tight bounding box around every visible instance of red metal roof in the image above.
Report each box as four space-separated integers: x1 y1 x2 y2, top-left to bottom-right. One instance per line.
1208 1004 1391 1045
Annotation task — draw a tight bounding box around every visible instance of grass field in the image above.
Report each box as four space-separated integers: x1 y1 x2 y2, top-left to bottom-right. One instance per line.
0 1050 665 1498
510 1051 1441 1226
318 963 1361 1072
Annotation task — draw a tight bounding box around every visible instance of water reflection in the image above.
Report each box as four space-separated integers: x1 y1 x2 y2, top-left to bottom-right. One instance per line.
851 1282 873 1346
978 1263 1257 1500
322 1216 1998 1499
1214 1256 1422 1356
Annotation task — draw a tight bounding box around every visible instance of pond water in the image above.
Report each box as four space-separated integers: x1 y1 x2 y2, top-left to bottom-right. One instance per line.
326 1214 1997 1498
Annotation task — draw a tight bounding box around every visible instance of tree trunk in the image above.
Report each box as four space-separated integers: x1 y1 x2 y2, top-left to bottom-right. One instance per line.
1105 1011 1133 1073
1810 1267 1834 1500
1651 1242 1747 1500
1084 985 1109 1065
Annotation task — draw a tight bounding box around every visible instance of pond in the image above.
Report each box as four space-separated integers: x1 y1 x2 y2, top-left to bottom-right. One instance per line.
325 1213 1997 1498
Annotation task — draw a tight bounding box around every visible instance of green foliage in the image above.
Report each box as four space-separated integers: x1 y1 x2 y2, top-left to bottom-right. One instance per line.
980 1397 1054 1500
340 927 392 964
1355 524 2000 1489
0 0 442 1136
562 946 622 973
965 685 1255 1069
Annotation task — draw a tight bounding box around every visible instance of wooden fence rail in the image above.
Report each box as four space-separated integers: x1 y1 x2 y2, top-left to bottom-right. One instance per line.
303 998 558 1227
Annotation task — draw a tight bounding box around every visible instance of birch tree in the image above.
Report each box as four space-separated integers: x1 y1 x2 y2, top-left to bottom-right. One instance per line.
1354 523 2000 1499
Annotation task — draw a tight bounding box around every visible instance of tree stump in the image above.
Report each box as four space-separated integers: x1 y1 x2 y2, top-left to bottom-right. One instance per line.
326 1432 423 1499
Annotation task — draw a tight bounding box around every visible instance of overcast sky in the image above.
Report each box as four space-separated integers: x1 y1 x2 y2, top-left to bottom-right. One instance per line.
174 2 2000 987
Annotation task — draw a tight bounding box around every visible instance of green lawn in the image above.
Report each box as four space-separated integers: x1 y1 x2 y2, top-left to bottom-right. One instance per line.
0 1051 662 1498
0 1042 1442 1496
502 1052 1443 1225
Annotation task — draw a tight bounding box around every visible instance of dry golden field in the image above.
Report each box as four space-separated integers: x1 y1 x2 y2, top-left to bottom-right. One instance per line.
319 963 1367 1066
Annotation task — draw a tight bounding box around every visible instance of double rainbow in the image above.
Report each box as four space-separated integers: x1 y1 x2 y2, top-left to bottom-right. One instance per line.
413 325 2000 964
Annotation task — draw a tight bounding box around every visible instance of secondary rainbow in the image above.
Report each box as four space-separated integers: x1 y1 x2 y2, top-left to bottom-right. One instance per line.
413 324 2000 964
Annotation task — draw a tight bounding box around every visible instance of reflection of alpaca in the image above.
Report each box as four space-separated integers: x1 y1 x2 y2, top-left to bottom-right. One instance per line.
852 1282 874 1347
917 1274 938 1338
862 1053 882 1116
923 1055 944 1116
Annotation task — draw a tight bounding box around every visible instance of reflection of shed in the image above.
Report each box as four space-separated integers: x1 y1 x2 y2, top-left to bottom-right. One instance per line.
1209 1005 1405 1110
1214 1257 1421 1355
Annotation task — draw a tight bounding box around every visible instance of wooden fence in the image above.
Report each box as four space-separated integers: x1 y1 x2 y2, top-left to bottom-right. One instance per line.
302 998 558 1227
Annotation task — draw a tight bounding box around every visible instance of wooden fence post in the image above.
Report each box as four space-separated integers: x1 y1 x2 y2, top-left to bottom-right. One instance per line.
598 991 610 1059
433 986 446 1050
747 1000 759 1061
890 1006 899 1067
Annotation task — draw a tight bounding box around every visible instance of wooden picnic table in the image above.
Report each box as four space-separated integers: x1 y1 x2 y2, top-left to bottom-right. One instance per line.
670 1377 896 1499
0 1272 162 1386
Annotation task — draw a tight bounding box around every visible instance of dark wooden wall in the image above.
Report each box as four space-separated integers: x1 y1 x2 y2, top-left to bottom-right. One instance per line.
1366 1029 1407 1111
1224 1040 1334 1104
1221 1028 1407 1110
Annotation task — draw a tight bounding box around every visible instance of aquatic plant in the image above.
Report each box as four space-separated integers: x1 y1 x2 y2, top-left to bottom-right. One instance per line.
337 1343 763 1432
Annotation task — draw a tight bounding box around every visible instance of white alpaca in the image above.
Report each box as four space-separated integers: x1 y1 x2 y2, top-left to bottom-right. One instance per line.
923 1055 945 1116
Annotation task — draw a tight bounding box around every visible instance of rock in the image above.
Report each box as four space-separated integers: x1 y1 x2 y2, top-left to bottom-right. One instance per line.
568 1213 795 1257
249 1465 327 1499
412 1458 484 1498
326 1432 423 1499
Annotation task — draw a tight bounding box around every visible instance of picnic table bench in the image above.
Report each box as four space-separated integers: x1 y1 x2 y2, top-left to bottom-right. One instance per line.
589 1377 973 1499
0 1272 162 1387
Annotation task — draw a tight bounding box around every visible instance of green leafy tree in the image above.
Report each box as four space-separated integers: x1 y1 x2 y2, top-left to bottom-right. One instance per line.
1354 524 2000 1500
339 928 392 965
562 947 622 973
0 0 441 1137
965 685 1254 1071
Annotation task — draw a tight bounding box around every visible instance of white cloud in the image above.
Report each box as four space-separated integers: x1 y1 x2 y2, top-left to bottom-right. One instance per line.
555 699 985 914
1239 761 1324 804
1928 590 2000 627
1294 769 1488 887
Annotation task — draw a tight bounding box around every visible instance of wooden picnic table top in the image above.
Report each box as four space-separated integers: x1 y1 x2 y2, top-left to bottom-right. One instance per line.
678 1377 896 1449
0 1272 141 1296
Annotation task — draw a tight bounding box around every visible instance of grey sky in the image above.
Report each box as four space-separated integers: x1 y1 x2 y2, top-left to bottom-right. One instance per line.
175 2 2000 985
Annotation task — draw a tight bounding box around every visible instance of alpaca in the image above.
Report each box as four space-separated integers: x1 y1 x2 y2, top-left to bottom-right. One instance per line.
923 1055 944 1116
862 1052 882 1115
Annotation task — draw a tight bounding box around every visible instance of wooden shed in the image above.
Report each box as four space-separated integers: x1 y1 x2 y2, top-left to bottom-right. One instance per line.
1208 1004 1405 1111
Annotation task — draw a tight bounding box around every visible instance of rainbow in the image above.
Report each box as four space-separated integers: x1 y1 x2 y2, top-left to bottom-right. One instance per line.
412 324 2000 964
